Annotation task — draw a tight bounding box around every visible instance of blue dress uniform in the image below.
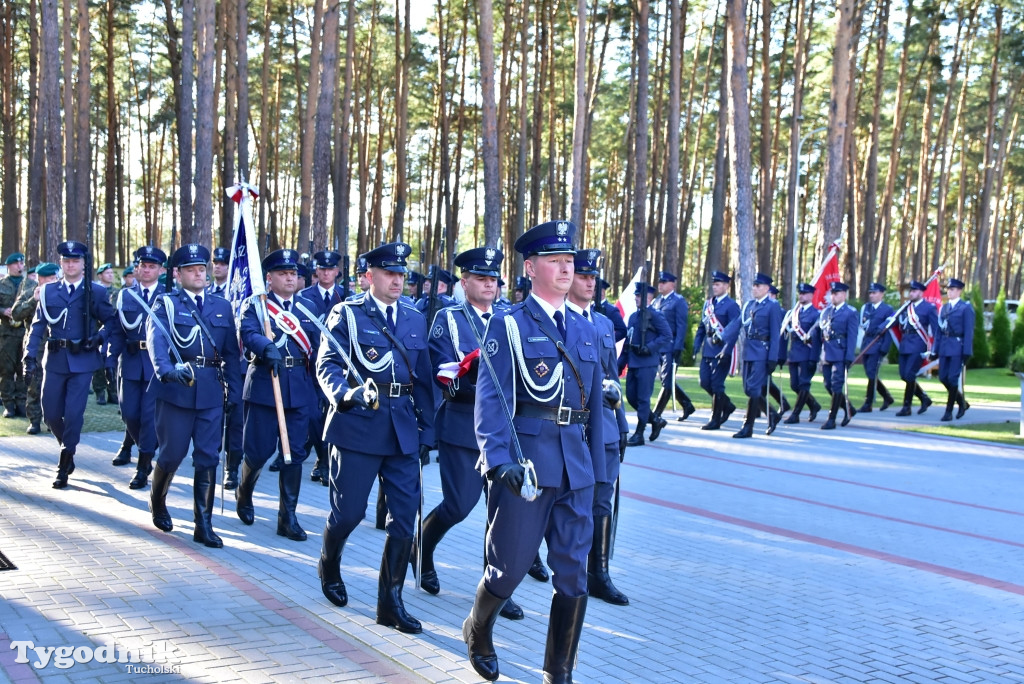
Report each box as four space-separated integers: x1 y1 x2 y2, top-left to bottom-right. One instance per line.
895 281 937 416
234 249 320 542
316 241 436 635
597 280 627 342
463 221 604 684
416 268 456 314
620 283 672 446
783 283 824 424
105 246 167 490
933 278 974 421
818 282 860 430
299 250 345 486
766 288 791 414
857 282 896 412
24 240 117 489
694 271 741 430
728 273 782 439
651 271 697 424
146 244 243 548
206 246 245 489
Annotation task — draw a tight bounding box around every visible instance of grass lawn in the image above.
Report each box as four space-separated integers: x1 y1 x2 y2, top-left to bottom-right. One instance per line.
0 397 125 439
904 421 1024 447
647 363 1022 409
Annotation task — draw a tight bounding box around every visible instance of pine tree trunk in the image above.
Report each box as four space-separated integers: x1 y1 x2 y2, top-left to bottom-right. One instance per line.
478 0 501 246
312 0 340 250
193 0 216 246
972 5 1002 296
725 0 755 298
41 0 61 257
236 0 249 181
820 0 857 251
568 0 587 228
631 0 649 273
0 1 17 255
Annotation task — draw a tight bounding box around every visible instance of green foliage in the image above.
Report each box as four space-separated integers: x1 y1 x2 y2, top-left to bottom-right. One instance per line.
1013 306 1024 351
990 288 1013 368
969 287 990 368
1010 347 1024 375
678 284 705 366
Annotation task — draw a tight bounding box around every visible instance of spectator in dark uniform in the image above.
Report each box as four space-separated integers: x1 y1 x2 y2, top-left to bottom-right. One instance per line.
857 282 896 412
463 220 603 683
91 262 118 405
693 271 740 430
316 241 435 635
650 270 696 427
24 241 116 489
932 278 974 421
620 283 672 446
235 249 320 542
106 246 167 489
729 272 782 439
146 244 242 547
818 282 860 429
895 280 936 416
206 247 231 298
0 252 29 418
13 262 61 435
783 283 824 424
122 265 136 289
513 275 531 303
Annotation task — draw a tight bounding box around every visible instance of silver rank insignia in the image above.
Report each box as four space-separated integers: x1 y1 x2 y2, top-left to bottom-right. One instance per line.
432 324 444 339
533 360 550 378
485 339 499 357
366 348 379 361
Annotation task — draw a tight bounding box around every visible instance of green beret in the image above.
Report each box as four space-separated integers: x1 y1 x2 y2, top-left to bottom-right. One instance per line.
96 263 112 274
36 262 59 277
26 265 37 274
123 265 134 275
5 252 24 265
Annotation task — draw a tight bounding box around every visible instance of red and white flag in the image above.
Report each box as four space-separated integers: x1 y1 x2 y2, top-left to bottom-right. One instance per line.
615 266 645 360
810 238 842 310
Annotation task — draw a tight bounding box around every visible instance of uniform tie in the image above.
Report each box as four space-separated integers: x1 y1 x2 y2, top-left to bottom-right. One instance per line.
554 310 567 342
582 309 589 320
196 295 204 314
482 312 491 321
68 283 75 297
283 299 290 311
142 288 150 306
386 305 396 333
324 291 332 308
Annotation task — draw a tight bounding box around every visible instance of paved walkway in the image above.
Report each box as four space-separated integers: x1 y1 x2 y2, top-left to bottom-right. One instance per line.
1 400 1022 683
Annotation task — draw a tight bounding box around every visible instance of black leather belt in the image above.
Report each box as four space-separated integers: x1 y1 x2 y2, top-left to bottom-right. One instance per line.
385 383 413 397
184 356 216 368
516 403 590 425
748 334 770 342
444 394 474 405
282 356 304 368
127 340 148 353
47 339 81 352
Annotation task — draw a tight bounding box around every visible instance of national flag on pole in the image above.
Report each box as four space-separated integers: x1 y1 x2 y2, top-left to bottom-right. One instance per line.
810 237 842 309
922 267 944 309
615 266 645 360
226 181 265 321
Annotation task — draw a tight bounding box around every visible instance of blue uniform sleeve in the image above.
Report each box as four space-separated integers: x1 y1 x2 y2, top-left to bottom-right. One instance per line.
146 297 175 380
217 306 243 406
844 309 859 363
652 309 672 354
106 292 127 370
673 298 689 354
410 314 437 448
239 296 274 358
474 314 514 474
962 304 974 355
24 287 48 364
768 302 782 361
316 306 353 407
92 283 117 344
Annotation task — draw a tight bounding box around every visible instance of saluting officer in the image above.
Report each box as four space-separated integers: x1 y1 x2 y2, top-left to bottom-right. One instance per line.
650 271 697 426
818 282 860 429
234 249 320 541
729 272 782 439
783 283 824 424
567 248 629 606
620 282 671 446
895 280 937 416
106 246 167 490
418 245 527 621
932 277 974 421
464 220 604 684
13 262 61 435
694 271 741 430
24 241 116 489
0 252 29 418
316 242 435 634
300 250 344 486
147 245 242 547
857 283 896 412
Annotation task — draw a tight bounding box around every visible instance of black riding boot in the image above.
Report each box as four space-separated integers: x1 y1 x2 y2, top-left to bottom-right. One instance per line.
821 393 842 430
653 386 671 416
859 380 876 413
414 510 452 595
675 384 697 420
234 459 261 525
840 393 856 426
53 448 76 489
310 442 329 486
463 581 505 681
193 466 223 548
588 514 628 605
277 464 307 541
376 536 422 633
112 432 134 466
914 383 932 414
542 593 589 684
375 483 387 529
784 391 806 424
701 393 721 430
648 412 667 441
319 528 349 607
625 423 645 447
956 391 970 419
720 393 737 423
895 382 915 417
129 451 154 489
223 450 243 490
877 381 895 410
940 389 956 422
763 397 781 435
806 393 822 421
732 398 756 438
149 463 176 531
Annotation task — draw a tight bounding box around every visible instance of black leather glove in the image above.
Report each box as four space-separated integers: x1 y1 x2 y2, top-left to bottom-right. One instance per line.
490 462 525 496
711 333 723 346
162 367 193 386
340 384 374 410
262 343 284 377
766 361 777 374
419 444 432 466
104 367 116 386
24 357 38 381
82 333 104 351
225 400 237 418
619 432 627 462
636 345 651 357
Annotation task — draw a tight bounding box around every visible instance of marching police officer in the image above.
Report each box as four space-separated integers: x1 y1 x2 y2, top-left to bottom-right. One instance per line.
106 246 167 489
620 282 671 446
567 248 629 606
416 268 456 313
147 244 242 547
418 245 527 620
694 271 741 430
857 282 896 412
91 262 118 405
25 242 117 488
650 271 697 426
300 250 344 486
13 262 61 435
819 282 859 429
0 252 28 418
316 241 435 634
729 273 782 438
206 247 231 298
783 283 823 423
235 249 319 541
766 285 791 414
464 220 603 683
205 246 244 488
895 280 937 416
596 278 627 342
933 278 974 421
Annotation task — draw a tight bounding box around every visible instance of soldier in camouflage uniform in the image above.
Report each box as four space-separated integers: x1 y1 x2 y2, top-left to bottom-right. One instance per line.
91 263 118 405
13 263 60 434
0 253 29 418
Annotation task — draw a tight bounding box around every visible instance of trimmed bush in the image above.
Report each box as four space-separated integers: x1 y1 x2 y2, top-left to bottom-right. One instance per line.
1010 347 1024 374
969 287 990 368
1013 306 1024 352
991 288 1013 368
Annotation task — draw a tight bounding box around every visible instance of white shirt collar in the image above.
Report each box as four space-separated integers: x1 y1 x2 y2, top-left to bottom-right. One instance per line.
565 300 587 317
183 289 203 306
370 293 396 314
948 297 960 307
471 303 493 319
529 292 566 324
64 278 83 290
318 284 333 297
